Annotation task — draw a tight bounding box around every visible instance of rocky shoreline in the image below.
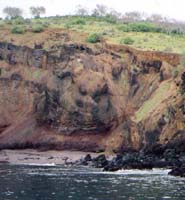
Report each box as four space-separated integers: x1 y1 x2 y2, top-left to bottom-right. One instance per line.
0 145 185 178
77 146 185 178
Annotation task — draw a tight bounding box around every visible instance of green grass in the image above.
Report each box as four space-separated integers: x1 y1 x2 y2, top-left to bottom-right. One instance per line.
11 25 26 34
31 24 45 33
86 33 101 43
172 64 183 78
2 16 185 53
133 81 171 122
107 32 185 53
120 37 134 45
46 16 185 53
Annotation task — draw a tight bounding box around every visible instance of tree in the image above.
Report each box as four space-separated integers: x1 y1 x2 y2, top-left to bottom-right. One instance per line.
30 6 46 18
122 11 143 22
104 9 122 23
75 5 88 16
3 7 23 19
92 4 108 17
109 9 122 19
147 14 164 23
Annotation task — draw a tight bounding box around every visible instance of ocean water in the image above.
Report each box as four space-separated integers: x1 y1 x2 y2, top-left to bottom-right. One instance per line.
0 164 185 200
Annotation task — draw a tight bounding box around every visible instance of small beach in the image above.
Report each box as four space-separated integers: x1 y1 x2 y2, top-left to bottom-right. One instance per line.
0 149 100 165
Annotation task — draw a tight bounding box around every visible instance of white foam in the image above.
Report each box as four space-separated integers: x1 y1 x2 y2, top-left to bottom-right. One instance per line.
21 163 56 166
115 168 171 175
90 168 171 175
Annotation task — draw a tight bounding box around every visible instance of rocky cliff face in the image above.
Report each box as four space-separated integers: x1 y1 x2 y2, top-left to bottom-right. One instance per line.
0 40 184 153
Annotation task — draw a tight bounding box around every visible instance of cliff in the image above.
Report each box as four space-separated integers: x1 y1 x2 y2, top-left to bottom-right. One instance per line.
0 35 184 153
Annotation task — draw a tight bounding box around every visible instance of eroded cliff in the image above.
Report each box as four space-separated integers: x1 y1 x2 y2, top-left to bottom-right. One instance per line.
0 35 184 153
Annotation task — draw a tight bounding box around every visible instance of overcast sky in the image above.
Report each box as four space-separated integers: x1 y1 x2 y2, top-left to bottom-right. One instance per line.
0 0 184 21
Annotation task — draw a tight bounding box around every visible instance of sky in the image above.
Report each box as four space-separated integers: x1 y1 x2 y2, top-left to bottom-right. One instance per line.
0 0 184 21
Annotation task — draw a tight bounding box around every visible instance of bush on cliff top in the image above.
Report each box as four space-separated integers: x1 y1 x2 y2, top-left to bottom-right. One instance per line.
11 25 26 34
12 16 26 25
118 22 162 33
31 24 45 33
120 37 134 45
0 20 5 27
72 18 86 25
86 33 101 43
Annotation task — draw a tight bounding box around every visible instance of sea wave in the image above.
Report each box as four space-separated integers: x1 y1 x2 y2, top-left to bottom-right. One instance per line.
20 163 56 166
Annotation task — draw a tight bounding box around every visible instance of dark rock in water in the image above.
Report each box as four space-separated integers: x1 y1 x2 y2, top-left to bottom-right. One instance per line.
103 165 121 172
152 159 171 168
121 153 154 170
164 149 179 161
103 154 124 171
103 145 185 172
84 154 92 162
123 161 153 170
81 154 92 166
103 152 155 171
179 154 185 163
169 164 185 177
143 144 165 157
92 154 108 168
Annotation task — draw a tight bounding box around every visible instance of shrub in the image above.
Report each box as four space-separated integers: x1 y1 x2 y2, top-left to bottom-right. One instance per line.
118 25 131 32
86 33 101 43
129 22 156 32
172 65 182 79
118 22 163 33
13 16 25 25
24 19 31 24
120 37 134 45
42 22 50 27
72 18 86 25
0 21 5 27
11 25 26 34
64 18 86 27
64 23 72 29
104 14 117 24
5 19 13 25
172 69 179 78
31 24 45 33
171 28 184 35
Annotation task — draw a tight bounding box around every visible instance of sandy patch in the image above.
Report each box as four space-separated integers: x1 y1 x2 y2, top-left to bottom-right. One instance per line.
0 149 100 165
